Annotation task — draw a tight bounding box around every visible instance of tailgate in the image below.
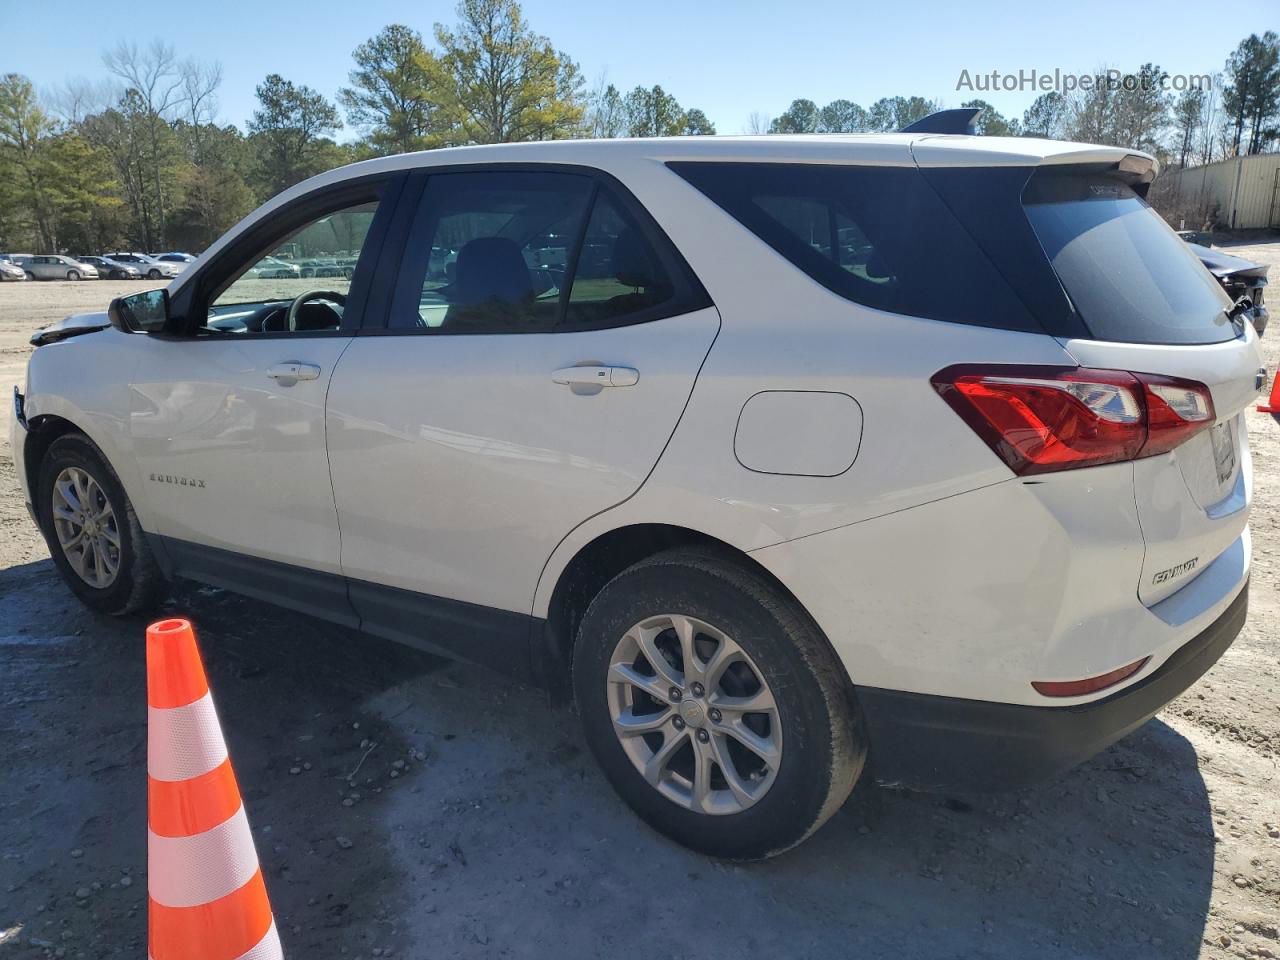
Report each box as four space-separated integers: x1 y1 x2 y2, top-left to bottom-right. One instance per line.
1064 335 1260 605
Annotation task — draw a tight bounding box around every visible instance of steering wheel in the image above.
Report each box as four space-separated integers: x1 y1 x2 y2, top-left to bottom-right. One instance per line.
285 290 347 331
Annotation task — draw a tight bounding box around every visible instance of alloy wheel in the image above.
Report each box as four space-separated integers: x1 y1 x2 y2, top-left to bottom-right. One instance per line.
50 466 121 588
606 613 782 815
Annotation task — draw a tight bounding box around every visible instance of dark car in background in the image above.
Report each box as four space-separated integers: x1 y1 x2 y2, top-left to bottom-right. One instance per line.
75 256 141 280
1188 243 1269 336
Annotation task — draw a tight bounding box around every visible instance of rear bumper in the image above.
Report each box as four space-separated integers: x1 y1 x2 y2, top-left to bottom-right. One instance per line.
856 581 1248 792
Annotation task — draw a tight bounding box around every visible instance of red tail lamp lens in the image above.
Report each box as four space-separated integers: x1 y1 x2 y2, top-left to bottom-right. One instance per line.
1032 657 1149 697
932 365 1216 476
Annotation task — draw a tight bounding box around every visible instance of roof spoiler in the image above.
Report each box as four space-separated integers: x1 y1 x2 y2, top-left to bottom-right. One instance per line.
900 108 982 135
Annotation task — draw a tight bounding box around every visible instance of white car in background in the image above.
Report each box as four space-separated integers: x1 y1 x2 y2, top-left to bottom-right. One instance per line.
0 258 26 281
11 126 1262 860
102 252 180 280
13 255 99 281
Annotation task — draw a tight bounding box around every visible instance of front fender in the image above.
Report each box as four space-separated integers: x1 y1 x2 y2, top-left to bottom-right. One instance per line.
24 329 155 532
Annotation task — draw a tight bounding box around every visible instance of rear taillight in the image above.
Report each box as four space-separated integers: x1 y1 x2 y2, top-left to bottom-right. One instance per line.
932 365 1216 476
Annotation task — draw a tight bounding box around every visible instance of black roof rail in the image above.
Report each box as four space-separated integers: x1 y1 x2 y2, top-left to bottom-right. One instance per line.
899 108 982 135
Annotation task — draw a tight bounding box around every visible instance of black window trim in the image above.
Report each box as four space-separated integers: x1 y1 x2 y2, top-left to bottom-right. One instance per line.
167 171 407 341
366 161 713 337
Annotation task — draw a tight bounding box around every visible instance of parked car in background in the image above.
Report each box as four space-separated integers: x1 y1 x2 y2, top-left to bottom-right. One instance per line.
0 259 27 281
297 257 348 279
14 255 99 281
1187 243 1268 337
150 253 195 269
75 256 141 280
245 255 302 279
101 253 180 280
14 129 1260 860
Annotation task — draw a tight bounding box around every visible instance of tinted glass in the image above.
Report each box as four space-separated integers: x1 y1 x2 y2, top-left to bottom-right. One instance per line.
394 171 592 332
670 162 1040 332
565 191 676 326
1023 172 1235 345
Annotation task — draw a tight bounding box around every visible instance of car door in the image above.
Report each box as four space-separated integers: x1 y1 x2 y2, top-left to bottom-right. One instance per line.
325 168 719 670
127 176 402 619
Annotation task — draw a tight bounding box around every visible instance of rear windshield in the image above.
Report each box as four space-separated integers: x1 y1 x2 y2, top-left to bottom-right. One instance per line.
1022 172 1235 345
669 162 1042 333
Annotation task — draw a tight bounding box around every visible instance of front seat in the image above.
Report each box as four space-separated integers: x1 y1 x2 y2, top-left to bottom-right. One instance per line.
444 237 533 330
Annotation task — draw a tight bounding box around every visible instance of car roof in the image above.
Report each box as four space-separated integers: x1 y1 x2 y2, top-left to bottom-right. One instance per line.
174 133 1154 294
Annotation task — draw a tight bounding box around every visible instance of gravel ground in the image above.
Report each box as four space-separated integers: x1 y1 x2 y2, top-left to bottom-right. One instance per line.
0 256 1278 960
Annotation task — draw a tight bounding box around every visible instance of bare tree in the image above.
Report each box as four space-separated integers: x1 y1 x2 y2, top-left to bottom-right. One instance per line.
744 111 772 134
103 40 186 245
180 58 223 162
48 77 119 126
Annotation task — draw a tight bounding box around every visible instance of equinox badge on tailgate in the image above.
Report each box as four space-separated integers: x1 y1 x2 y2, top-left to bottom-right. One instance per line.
1153 557 1199 585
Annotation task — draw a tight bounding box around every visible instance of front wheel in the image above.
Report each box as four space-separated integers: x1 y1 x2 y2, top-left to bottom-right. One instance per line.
36 433 167 616
572 548 865 860
147 269 161 279
66 270 81 281
24 271 35 281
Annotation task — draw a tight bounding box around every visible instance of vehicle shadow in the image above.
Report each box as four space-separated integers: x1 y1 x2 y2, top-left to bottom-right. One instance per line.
0 558 1215 960
364 652 1216 960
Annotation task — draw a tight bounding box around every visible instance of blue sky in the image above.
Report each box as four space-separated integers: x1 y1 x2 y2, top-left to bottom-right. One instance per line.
4 0 1274 135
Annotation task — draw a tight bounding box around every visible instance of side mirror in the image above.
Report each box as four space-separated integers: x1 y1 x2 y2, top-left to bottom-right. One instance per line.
109 288 169 334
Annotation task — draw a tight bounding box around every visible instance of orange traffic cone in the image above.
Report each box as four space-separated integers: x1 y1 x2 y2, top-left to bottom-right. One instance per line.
1259 371 1280 415
146 618 283 960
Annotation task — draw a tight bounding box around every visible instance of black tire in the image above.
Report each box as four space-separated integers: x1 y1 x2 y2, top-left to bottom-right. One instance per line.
36 432 167 616
572 547 865 860
148 269 161 279
67 270 80 281
24 270 35 281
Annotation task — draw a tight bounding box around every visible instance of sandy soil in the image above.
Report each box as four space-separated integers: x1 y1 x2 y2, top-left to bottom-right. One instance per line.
0 258 1278 960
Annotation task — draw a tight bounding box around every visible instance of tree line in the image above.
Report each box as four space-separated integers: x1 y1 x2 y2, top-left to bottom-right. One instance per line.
1 7 1276 256
763 30 1279 168
0 0 717 254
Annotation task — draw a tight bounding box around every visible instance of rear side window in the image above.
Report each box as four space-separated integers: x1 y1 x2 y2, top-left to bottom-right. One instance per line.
669 162 1041 333
391 169 708 333
565 191 675 327
1022 172 1234 345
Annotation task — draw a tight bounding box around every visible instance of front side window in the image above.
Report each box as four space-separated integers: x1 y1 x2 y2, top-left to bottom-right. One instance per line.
205 200 380 335
392 169 705 333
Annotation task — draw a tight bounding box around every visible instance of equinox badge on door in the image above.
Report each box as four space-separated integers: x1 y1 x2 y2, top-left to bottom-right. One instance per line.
150 473 206 488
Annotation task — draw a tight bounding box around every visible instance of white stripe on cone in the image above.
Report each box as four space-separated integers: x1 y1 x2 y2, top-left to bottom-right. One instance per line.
148 692 228 782
148 805 257 908
147 921 283 960
234 920 284 960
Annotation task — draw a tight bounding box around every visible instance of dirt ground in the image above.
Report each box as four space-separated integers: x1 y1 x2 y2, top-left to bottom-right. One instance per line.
0 255 1278 960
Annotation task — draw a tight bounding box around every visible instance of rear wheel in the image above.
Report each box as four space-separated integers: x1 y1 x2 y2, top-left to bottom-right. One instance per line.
572 548 865 860
37 433 167 616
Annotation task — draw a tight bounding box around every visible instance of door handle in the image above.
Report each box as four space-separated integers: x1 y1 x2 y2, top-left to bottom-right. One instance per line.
552 365 639 388
267 362 321 382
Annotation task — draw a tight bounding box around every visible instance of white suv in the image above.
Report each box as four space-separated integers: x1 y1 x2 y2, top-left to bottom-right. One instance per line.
11 130 1262 859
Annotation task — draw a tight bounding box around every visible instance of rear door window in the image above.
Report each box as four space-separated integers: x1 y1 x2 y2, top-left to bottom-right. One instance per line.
669 161 1041 333
389 169 709 333
1022 172 1235 345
